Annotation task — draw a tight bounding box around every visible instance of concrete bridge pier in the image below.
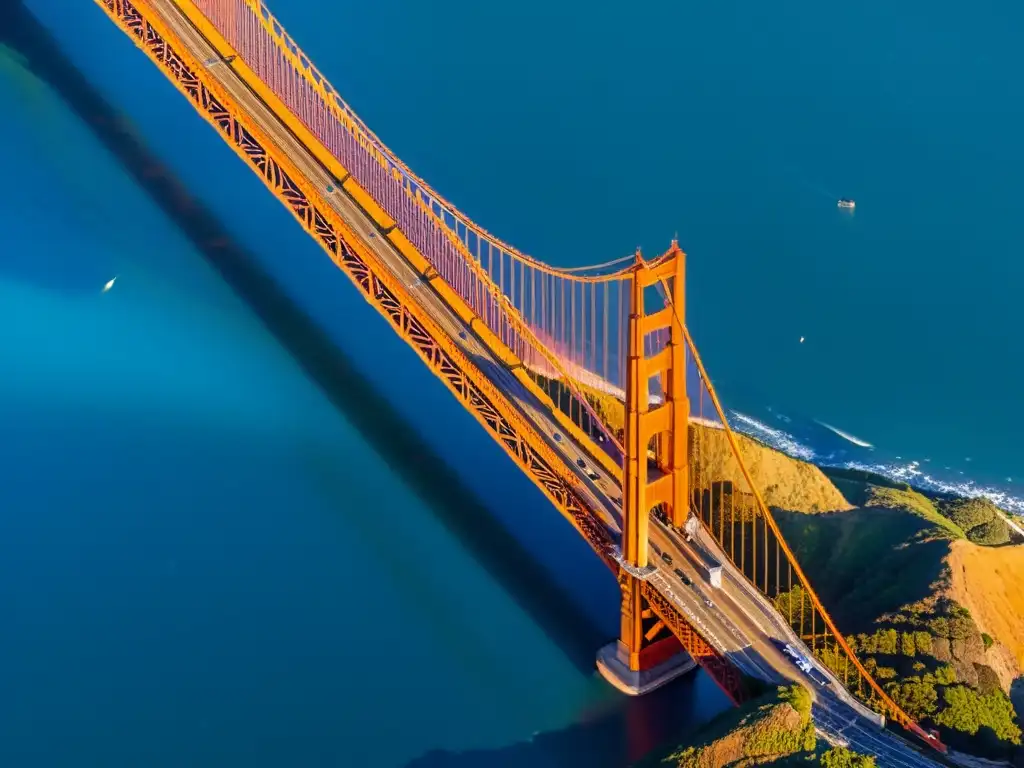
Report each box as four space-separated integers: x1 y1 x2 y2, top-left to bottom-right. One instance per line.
596 637 697 696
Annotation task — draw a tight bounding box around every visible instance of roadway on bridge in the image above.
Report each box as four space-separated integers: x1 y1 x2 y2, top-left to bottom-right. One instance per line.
144 5 941 765
143 0 628 533
647 523 941 766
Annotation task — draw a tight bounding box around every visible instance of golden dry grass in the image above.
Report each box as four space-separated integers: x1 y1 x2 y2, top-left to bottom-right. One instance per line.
571 381 851 514
693 425 853 514
945 539 1024 672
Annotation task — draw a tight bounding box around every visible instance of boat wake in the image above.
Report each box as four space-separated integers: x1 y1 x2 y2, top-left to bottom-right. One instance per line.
815 421 873 448
722 407 1024 517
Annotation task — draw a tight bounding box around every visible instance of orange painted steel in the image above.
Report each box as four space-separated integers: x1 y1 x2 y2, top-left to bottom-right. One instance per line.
162 0 628 480
166 0 662 471
616 245 695 677
94 0 746 706
95 0 945 750
183 0 632 280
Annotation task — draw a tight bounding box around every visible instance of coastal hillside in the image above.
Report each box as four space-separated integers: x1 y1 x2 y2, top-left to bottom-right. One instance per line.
944 540 1024 675
540 374 1023 757
776 481 1023 760
638 684 876 767
692 425 852 514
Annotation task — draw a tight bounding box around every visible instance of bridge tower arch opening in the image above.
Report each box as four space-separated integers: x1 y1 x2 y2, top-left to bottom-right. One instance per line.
598 243 697 695
621 243 689 561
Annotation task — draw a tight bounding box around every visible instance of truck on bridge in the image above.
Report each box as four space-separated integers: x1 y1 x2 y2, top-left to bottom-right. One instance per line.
684 515 723 588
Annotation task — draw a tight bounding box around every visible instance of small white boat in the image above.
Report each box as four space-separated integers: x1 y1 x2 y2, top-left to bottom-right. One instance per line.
837 199 856 209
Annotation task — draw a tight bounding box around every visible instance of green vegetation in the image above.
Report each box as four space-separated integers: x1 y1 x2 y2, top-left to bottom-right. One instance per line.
819 746 877 768
933 685 1021 744
886 677 939 719
944 498 996 533
640 685 885 767
859 487 1013 546
941 498 1013 545
642 685 878 768
863 486 966 540
663 685 815 767
774 504 948 629
841 602 1022 758
776 471 1023 761
966 518 1011 546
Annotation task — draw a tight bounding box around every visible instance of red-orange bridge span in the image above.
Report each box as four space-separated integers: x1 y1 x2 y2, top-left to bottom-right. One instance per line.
94 0 944 757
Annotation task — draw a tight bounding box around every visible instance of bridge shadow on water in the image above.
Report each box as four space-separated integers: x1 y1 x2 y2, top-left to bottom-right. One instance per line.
0 1 616 677
404 671 716 768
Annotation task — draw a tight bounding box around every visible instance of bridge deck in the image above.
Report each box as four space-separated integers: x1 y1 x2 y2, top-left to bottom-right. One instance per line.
104 3 942 763
141 0 626 529
141 0 854 704
151 0 836 697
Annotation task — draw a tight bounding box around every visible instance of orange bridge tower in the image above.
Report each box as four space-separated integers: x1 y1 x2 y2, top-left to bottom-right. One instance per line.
597 242 698 694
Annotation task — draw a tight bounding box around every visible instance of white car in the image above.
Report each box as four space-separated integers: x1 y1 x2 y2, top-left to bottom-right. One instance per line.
783 644 812 671
782 644 829 685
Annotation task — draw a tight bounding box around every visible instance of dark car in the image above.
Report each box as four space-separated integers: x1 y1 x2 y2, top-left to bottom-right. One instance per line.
674 568 692 586
661 552 673 566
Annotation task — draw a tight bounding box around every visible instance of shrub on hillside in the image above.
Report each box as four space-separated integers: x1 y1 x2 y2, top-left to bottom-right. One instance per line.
864 486 965 539
930 607 977 641
820 746 877 767
876 628 899 655
933 685 1022 746
915 631 933 654
657 685 817 768
885 677 938 719
875 666 898 680
967 518 1011 546
901 632 917 657
943 498 998 532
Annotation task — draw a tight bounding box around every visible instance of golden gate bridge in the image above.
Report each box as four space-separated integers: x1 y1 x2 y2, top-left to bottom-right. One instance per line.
93 0 947 759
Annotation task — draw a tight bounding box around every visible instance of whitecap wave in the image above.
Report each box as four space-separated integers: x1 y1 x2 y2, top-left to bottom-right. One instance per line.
815 421 873 448
709 407 1024 518
728 412 817 462
841 460 1024 516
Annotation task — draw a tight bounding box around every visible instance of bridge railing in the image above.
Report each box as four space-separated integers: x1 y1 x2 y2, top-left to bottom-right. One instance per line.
181 0 642 471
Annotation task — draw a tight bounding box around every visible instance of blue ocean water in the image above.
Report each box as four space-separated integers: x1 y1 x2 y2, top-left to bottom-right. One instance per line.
0 0 1021 765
